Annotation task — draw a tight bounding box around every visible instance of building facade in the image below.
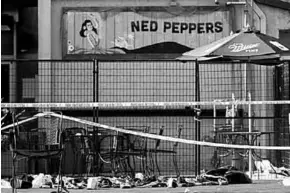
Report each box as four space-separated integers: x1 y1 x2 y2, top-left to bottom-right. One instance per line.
1 0 290 176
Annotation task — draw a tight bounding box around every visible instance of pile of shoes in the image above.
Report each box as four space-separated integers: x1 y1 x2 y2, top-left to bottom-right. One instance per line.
196 166 252 185
32 173 53 188
7 167 253 190
1 179 12 188
87 176 112 189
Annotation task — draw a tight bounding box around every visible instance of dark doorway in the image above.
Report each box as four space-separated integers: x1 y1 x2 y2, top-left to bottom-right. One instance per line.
1 64 10 102
279 29 290 48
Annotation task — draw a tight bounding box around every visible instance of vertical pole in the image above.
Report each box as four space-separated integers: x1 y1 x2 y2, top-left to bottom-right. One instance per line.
96 59 99 175
57 151 64 193
38 0 51 60
11 18 18 104
38 0 52 174
194 61 197 176
243 6 248 29
197 64 201 175
231 93 238 168
244 0 254 29
93 60 96 123
250 0 254 28
288 113 290 145
92 60 96 176
213 103 217 167
93 59 99 176
213 104 216 131
95 59 99 123
12 151 16 193
231 93 235 132
11 113 16 193
248 92 252 178
11 134 16 193
243 63 247 101
195 59 201 175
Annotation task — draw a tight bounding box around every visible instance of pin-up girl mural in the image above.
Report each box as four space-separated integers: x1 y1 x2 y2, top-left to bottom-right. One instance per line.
79 13 101 49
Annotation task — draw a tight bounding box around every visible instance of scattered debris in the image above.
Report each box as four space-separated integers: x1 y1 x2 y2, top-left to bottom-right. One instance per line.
252 159 290 180
5 167 259 190
1 179 12 188
184 187 190 193
167 177 178 188
282 177 290 186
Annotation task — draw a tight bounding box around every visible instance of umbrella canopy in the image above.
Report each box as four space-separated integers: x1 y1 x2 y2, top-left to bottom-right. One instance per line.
178 30 290 62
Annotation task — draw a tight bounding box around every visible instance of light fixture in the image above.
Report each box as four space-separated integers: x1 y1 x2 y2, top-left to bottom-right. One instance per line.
166 0 185 16
169 0 179 7
1 25 11 31
226 1 247 6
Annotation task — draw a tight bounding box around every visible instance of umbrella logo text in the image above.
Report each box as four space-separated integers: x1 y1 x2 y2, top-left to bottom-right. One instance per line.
228 43 259 53
269 41 289 51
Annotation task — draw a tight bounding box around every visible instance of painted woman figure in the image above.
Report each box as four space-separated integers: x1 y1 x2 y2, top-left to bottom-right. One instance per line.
79 16 100 48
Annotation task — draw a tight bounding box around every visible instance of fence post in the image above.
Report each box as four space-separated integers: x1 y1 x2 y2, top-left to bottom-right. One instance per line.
248 92 252 178
195 59 201 175
93 59 99 176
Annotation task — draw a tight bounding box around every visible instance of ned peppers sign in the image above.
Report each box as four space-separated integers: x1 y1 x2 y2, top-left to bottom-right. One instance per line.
130 20 223 34
63 9 230 55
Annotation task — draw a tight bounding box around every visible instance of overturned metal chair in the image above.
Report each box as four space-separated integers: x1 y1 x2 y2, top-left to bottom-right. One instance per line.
152 125 183 177
64 127 97 177
98 126 150 177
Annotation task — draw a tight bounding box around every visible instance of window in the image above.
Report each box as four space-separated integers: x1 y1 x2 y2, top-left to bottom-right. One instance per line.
1 14 14 55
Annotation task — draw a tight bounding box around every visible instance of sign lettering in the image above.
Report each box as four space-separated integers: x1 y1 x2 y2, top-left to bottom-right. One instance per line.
269 41 289 51
131 20 223 34
228 43 260 53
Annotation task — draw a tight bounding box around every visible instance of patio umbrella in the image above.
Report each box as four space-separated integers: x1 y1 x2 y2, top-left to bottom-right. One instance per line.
177 29 290 63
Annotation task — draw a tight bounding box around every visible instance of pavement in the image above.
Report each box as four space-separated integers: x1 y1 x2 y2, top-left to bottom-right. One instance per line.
1 180 290 193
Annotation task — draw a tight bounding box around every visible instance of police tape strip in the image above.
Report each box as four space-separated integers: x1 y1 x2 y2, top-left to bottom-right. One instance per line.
2 100 290 108
25 112 290 150
1 113 48 131
49 112 290 150
2 111 290 150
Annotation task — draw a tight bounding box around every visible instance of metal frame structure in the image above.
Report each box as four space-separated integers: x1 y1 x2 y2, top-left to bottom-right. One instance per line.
1 59 289 178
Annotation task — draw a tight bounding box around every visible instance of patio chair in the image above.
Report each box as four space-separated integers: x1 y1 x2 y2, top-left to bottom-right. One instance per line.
97 129 133 177
153 125 183 177
126 126 151 176
97 126 150 177
7 111 66 193
64 127 97 177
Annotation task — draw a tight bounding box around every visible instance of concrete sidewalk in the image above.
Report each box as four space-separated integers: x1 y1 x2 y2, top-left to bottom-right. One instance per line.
1 180 289 193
